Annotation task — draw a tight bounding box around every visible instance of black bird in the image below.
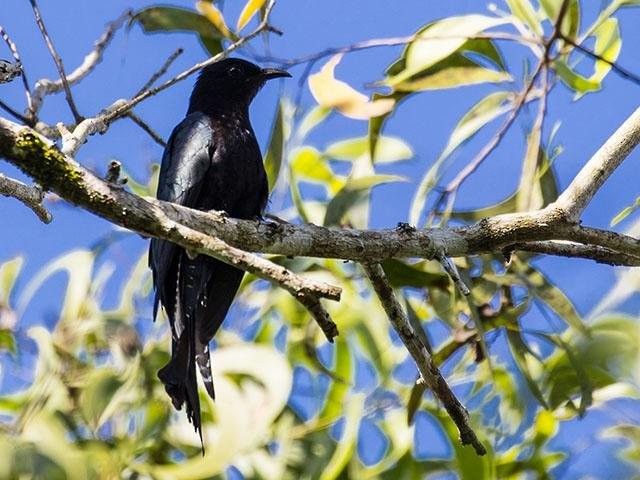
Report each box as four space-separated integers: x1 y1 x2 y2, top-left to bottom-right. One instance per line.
149 58 290 443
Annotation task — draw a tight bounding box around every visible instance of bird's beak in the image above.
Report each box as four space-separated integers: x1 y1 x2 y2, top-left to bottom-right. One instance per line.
260 67 292 80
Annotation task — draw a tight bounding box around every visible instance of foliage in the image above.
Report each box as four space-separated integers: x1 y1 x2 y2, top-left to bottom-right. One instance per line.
1 0 640 479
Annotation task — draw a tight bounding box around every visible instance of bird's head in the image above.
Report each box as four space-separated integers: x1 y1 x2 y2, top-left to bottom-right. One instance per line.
188 58 291 113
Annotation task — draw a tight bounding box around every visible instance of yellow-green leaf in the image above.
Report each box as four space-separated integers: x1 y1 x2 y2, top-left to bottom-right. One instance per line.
325 136 412 163
196 1 232 38
0 256 23 305
506 0 543 36
324 175 405 226
554 59 601 94
264 102 287 191
409 91 513 225
237 0 267 31
132 6 224 55
290 146 343 193
309 55 395 120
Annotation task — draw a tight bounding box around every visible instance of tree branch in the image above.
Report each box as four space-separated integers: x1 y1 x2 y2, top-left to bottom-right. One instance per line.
554 105 640 222
0 118 340 340
362 262 486 455
0 25 33 115
30 10 132 118
2 113 638 267
29 0 83 123
0 173 51 223
506 240 640 266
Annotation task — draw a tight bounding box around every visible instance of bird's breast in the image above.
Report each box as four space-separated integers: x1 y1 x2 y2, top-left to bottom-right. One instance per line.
201 117 267 218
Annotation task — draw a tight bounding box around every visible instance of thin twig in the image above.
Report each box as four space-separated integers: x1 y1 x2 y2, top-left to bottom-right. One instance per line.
517 63 549 212
127 112 167 148
30 10 132 117
28 0 83 123
432 1 572 222
0 99 30 124
135 48 184 98
436 253 470 296
434 63 543 219
362 262 486 455
0 25 33 115
257 32 540 68
0 173 51 223
506 240 640 266
102 0 280 126
559 33 640 87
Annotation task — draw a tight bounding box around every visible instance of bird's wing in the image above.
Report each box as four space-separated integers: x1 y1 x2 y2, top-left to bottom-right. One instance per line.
149 112 214 327
150 112 216 444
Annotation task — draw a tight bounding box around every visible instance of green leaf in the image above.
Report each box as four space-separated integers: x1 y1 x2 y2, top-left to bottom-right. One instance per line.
319 393 365 480
554 59 601 94
387 15 512 85
540 0 580 38
381 259 449 289
518 262 589 335
325 136 413 163
516 119 543 212
0 329 16 354
388 54 512 92
532 332 593 416
297 106 331 140
588 18 622 85
611 196 640 226
367 91 406 161
81 368 124 430
264 102 286 192
506 0 543 36
506 329 550 409
0 256 23 305
288 164 310 223
324 175 405 226
132 6 224 55
237 0 267 31
18 250 95 325
317 338 352 423
409 91 513 225
406 381 427 425
290 146 343 193
449 192 518 221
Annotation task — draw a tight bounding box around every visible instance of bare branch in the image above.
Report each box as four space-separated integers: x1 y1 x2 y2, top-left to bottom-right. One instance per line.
434 62 545 221
0 173 51 223
0 25 33 114
134 48 184 98
559 33 640 87
362 262 486 455
436 253 470 296
554 105 640 222
0 100 30 125
274 32 537 67
101 0 280 126
0 118 340 340
28 0 83 123
506 240 640 266
127 112 166 148
30 10 132 117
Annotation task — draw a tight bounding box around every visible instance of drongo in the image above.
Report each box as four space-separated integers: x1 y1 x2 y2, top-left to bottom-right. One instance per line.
149 58 290 444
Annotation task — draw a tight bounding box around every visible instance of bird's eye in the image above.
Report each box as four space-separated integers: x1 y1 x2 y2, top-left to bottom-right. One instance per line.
228 66 242 78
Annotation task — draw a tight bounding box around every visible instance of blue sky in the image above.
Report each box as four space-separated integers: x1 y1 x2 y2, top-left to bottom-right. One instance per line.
1 0 639 477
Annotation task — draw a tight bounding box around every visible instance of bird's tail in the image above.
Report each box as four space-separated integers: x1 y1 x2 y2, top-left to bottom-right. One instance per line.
195 341 215 400
157 254 204 448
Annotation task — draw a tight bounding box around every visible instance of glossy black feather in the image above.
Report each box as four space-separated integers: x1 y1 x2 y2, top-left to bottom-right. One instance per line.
149 58 289 447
